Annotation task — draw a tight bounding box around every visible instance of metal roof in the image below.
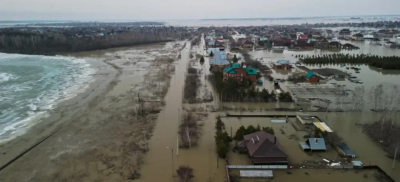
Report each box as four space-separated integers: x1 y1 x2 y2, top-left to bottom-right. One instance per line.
307 138 326 150
305 72 316 78
224 63 241 74
313 122 333 132
352 161 363 166
299 142 311 150
210 51 229 65
274 60 290 66
240 170 273 178
337 144 356 157
243 67 257 75
243 131 287 158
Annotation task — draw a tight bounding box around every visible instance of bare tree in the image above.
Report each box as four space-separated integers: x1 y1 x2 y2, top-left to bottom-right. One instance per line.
176 166 194 182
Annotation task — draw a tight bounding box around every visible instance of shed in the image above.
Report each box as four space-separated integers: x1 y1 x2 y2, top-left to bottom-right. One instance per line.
313 122 333 132
336 143 356 158
271 120 287 123
352 161 363 168
240 170 273 178
299 138 326 151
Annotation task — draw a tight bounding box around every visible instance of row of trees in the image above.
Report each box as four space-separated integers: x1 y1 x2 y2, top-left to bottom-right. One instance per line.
0 29 194 55
215 117 232 158
298 53 400 70
210 71 293 102
233 125 275 141
183 67 200 103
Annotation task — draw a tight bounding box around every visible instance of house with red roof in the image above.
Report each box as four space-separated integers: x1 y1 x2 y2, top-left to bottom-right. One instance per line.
298 34 308 40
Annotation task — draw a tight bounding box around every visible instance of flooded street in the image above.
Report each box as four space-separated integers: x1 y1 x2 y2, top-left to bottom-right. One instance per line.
139 41 225 182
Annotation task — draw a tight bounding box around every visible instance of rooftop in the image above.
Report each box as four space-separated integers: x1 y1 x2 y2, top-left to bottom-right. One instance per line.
224 63 242 74
244 67 257 75
274 60 290 66
305 72 316 78
211 50 229 65
242 131 287 158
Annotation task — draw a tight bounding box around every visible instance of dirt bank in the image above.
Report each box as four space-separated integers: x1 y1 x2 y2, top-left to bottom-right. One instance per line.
0 41 184 181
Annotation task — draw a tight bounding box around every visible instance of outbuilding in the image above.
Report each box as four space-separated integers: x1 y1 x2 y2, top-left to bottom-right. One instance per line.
305 72 319 83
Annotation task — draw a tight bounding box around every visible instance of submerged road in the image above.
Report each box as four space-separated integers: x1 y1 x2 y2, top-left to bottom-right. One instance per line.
138 41 190 181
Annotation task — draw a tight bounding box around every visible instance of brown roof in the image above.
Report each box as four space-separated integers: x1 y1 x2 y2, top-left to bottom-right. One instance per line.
243 131 287 158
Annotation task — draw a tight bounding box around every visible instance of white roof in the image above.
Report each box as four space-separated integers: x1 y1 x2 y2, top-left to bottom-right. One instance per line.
313 122 333 132
240 170 273 178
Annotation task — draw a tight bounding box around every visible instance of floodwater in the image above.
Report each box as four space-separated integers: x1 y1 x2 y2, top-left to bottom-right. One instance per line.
163 15 400 27
139 38 400 181
221 113 400 181
250 40 400 111
138 42 226 182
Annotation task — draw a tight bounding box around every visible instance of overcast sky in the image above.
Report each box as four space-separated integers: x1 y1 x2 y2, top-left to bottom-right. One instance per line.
1 0 400 21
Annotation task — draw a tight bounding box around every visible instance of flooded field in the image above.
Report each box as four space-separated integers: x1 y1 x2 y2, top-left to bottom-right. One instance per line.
211 112 400 181
0 42 185 181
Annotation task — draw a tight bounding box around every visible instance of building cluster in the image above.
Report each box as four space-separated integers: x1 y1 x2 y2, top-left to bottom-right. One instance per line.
0 24 199 40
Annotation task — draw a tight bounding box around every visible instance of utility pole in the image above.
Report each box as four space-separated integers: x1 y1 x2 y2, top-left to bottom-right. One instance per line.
393 147 398 169
177 134 179 156
166 147 174 177
142 130 147 151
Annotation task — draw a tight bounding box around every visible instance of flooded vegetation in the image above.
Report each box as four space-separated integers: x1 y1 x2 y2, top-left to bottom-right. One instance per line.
2 18 400 182
299 53 400 69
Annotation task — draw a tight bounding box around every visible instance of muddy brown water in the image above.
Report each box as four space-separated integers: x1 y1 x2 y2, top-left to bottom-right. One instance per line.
217 111 400 181
138 41 226 182
138 38 400 181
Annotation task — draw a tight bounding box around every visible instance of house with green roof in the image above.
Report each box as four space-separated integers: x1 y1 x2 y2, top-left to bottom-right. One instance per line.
305 72 319 83
223 63 258 83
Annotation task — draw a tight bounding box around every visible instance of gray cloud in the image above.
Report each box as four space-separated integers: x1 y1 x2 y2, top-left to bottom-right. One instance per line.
0 0 399 20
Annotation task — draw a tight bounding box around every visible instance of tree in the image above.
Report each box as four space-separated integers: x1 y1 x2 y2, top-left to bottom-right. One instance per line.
233 54 238 63
215 117 225 131
262 126 275 135
200 56 205 63
233 126 247 141
233 125 275 141
215 130 231 158
209 51 214 57
176 166 194 182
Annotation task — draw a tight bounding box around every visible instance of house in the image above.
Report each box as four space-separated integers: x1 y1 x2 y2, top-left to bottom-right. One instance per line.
352 33 364 41
242 40 254 48
294 39 314 49
207 40 216 47
237 131 288 165
328 41 341 49
215 42 225 50
298 34 308 40
363 35 374 39
223 63 258 83
342 43 359 49
334 73 346 81
299 138 327 151
305 72 319 83
210 50 229 71
336 143 356 158
230 47 241 52
339 29 351 36
273 60 291 70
